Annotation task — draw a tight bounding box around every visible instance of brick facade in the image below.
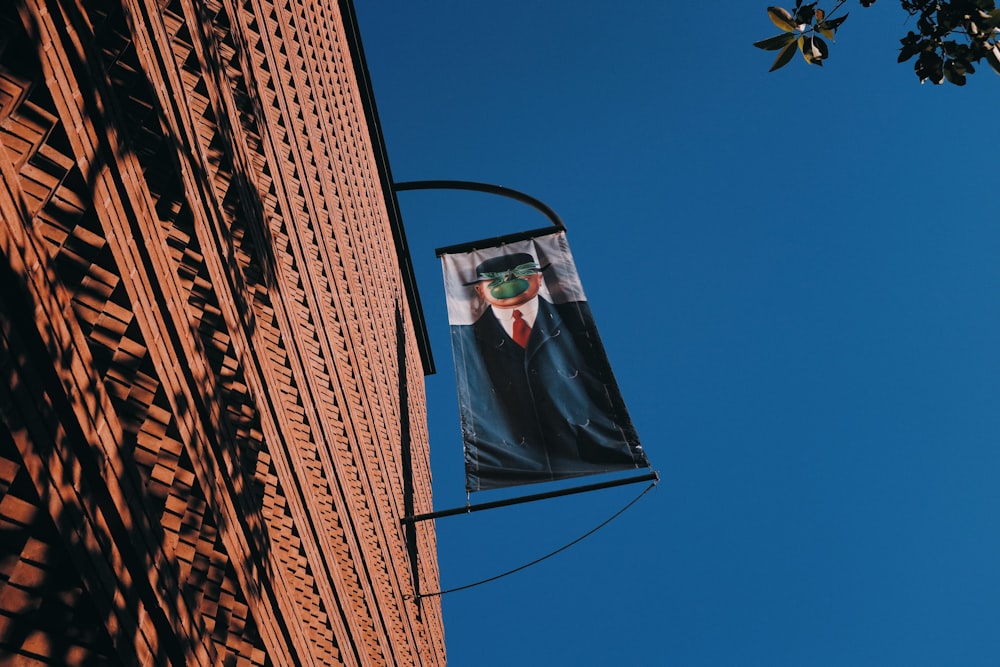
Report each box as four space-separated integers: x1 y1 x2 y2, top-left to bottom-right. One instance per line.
0 0 444 663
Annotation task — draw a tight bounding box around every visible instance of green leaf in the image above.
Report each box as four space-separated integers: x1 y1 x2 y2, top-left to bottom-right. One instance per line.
767 6 797 32
814 35 829 60
943 60 968 85
799 34 829 65
817 14 848 40
770 39 799 71
916 51 944 84
898 42 921 63
985 43 1000 75
826 14 849 29
754 33 797 50
794 3 816 26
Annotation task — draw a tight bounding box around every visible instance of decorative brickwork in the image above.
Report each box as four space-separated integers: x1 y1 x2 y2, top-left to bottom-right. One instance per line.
0 0 443 664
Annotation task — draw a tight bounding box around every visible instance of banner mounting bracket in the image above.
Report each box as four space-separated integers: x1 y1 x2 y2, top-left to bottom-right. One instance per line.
401 471 659 524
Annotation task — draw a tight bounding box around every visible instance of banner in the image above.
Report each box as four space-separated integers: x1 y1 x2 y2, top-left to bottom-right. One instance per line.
440 228 649 492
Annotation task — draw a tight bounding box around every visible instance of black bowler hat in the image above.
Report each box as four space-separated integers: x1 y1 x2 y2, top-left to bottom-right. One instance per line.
463 253 550 286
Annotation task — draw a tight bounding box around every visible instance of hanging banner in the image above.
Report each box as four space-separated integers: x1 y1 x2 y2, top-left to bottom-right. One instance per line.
439 228 649 492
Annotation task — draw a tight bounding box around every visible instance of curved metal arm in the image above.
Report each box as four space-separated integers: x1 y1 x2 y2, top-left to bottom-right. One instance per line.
393 179 566 231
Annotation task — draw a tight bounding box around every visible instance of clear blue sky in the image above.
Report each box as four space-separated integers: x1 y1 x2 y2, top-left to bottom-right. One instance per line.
355 3 1000 665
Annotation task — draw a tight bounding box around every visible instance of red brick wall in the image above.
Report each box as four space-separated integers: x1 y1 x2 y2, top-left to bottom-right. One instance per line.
0 0 444 663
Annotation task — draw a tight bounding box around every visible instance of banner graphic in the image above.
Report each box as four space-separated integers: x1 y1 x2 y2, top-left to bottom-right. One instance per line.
440 229 648 492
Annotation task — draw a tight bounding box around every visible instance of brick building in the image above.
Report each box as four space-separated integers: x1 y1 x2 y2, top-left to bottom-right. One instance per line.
0 0 444 663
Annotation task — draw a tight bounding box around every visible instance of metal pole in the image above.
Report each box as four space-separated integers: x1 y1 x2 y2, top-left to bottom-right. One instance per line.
394 179 566 231
401 471 659 524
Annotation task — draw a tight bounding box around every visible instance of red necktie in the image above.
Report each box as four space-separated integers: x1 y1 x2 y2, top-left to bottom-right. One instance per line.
512 309 531 348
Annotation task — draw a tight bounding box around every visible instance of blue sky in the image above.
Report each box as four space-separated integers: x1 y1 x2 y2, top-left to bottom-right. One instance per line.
355 3 1000 665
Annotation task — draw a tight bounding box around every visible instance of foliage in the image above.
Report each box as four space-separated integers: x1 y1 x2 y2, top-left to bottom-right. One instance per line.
754 0 1000 84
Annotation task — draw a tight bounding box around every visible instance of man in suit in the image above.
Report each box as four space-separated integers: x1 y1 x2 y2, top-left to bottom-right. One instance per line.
452 252 646 491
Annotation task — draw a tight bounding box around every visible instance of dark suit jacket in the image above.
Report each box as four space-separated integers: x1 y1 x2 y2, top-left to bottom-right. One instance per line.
451 297 646 491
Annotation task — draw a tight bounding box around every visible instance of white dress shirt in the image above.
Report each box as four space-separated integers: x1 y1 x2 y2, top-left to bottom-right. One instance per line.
490 297 539 341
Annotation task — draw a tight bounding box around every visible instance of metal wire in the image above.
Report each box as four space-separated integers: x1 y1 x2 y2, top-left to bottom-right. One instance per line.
416 479 659 599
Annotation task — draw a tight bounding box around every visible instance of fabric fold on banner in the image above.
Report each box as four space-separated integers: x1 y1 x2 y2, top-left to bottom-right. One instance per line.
440 228 649 492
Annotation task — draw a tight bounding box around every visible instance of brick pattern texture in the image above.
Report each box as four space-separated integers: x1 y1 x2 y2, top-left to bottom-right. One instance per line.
0 0 444 664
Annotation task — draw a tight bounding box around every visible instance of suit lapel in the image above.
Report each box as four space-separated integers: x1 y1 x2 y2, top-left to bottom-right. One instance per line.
526 299 562 358
476 310 524 362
